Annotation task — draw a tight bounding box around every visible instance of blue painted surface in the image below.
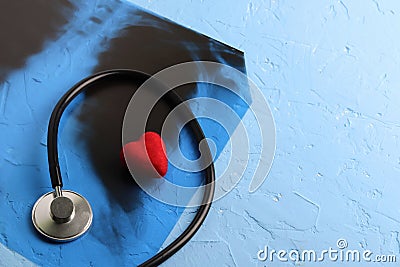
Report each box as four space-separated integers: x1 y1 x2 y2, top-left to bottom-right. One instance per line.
1 0 400 266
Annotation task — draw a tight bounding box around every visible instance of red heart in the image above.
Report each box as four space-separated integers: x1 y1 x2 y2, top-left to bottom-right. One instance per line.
120 132 168 178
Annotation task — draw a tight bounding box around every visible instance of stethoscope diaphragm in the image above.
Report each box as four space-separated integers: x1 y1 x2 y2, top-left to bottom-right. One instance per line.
32 189 92 242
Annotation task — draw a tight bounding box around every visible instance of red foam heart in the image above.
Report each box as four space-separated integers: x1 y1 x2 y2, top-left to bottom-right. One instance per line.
120 132 168 178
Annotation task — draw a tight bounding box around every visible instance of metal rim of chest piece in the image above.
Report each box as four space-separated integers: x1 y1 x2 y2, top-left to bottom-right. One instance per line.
32 190 93 242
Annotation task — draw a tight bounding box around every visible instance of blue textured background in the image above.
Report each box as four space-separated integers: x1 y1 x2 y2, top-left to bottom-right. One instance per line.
1 0 400 266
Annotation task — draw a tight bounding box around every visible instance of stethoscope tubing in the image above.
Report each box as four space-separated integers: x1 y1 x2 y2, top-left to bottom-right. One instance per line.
46 69 215 267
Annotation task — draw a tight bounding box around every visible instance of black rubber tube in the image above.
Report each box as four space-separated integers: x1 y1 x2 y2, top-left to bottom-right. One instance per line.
46 69 215 267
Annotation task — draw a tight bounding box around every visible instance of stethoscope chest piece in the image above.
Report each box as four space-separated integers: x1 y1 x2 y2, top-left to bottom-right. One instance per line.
32 189 93 242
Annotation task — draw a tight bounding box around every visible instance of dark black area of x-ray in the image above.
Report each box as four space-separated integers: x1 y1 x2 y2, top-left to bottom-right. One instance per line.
76 4 247 211
0 0 74 80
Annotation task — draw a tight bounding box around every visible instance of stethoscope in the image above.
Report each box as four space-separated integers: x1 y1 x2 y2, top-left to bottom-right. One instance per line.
32 69 215 267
